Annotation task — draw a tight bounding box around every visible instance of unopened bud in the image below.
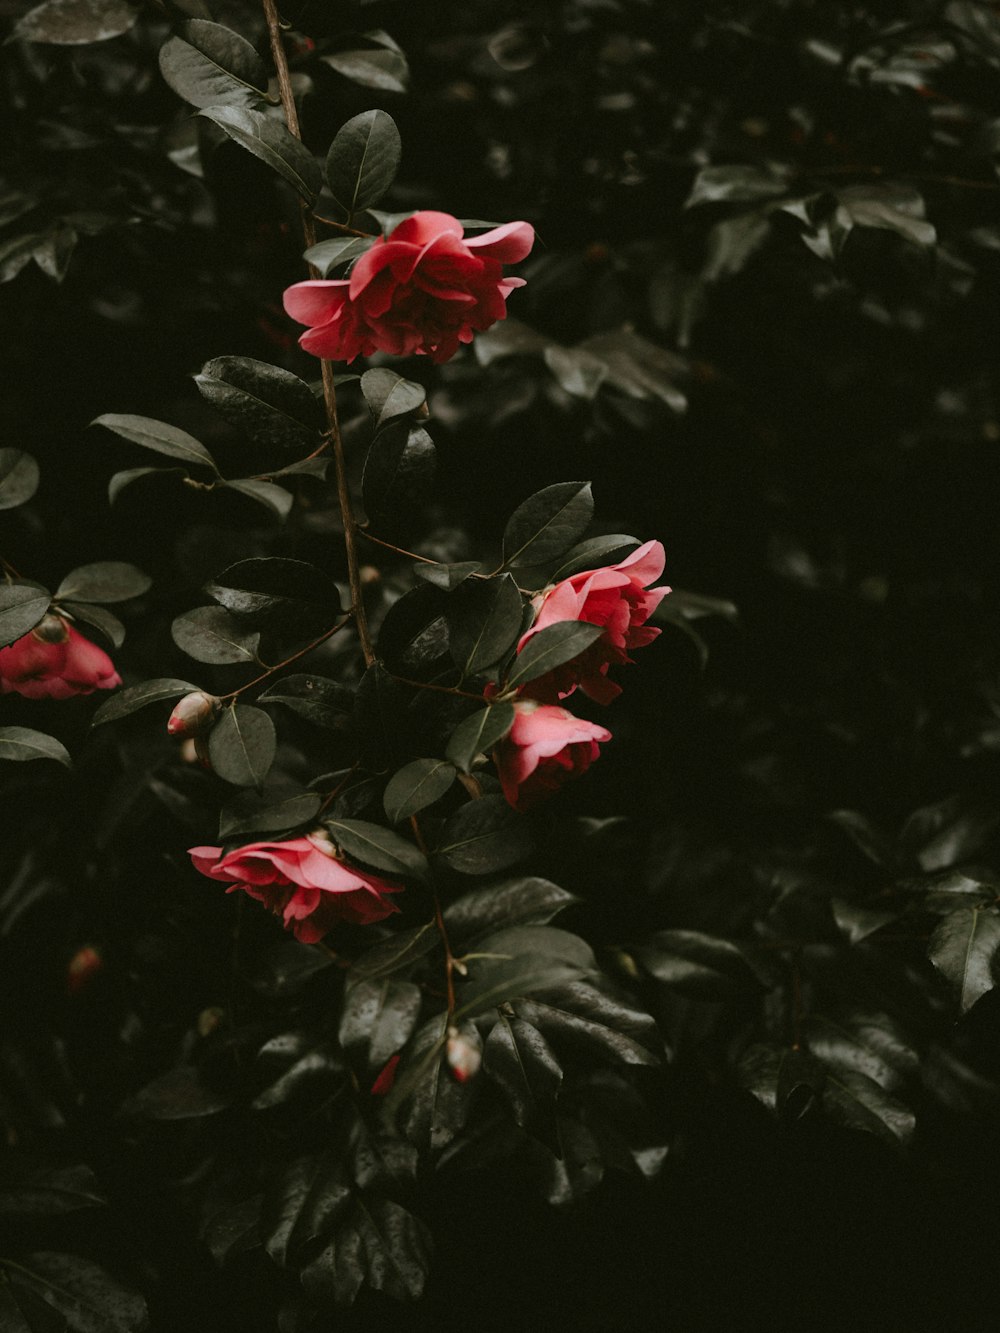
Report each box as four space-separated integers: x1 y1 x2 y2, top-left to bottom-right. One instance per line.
359 564 381 587
446 1025 482 1083
167 691 219 737
32 613 69 645
67 945 103 996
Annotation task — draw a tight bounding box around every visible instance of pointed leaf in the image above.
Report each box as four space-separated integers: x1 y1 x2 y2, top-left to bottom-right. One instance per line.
205 557 342 633
324 110 402 217
0 727 71 767
91 678 198 726
928 906 1000 1012
14 0 138 45
506 621 603 689
159 20 269 109
383 759 456 823
513 979 660 1066
360 368 426 431
0 583 50 647
303 236 376 276
446 574 523 676
362 422 435 532
223 478 294 520
322 817 427 879
200 106 323 203
62 602 125 649
445 702 515 773
91 413 217 470
257 674 354 729
6 1252 147 1333
55 561 150 605
550 534 639 581
219 789 322 840
208 705 276 788
323 47 409 95
195 356 322 451
339 978 422 1075
484 1014 562 1151
0 449 40 510
172 606 260 664
435 795 533 875
502 481 594 569
444 877 577 945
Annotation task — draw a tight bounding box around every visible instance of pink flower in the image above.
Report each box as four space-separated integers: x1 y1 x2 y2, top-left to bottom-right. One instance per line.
188 833 402 944
0 614 122 700
494 700 611 812
283 211 534 364
518 541 670 705
370 1054 401 1097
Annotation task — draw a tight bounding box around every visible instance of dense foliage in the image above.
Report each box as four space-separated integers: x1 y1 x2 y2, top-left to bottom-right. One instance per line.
2 0 1000 1328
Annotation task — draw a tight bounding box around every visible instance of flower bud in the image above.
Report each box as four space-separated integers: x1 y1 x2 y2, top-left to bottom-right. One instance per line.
446 1025 482 1084
167 691 219 737
66 944 103 996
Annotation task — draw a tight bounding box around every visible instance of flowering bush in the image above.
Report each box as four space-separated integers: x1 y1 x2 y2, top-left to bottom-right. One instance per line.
0 615 121 699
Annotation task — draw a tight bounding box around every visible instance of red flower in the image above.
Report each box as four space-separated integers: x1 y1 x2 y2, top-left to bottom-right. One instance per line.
494 700 611 812
283 211 534 364
188 833 403 944
0 614 122 700
518 540 670 705
370 1053 401 1097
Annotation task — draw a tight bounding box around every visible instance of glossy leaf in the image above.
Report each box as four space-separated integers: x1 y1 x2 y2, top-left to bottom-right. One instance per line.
172 606 260 664
928 906 1000 1012
257 674 355 729
159 20 269 109
62 602 125 649
506 621 603 689
324 109 402 218
55 561 150 605
207 705 276 788
108 466 172 505
360 368 426 431
3 1252 148 1332
0 727 71 767
14 0 138 45
513 979 661 1066
446 574 523 676
348 921 438 986
223 478 294 520
383 758 456 822
484 1014 562 1152
132 1066 231 1121
362 422 435 532
303 236 376 276
456 926 595 1017
205 557 341 633
821 1067 916 1146
323 47 410 94
435 795 533 874
549 534 639 581
195 356 322 451
200 107 323 204
0 448 40 510
91 413 217 471
91 678 198 726
413 561 481 591
502 481 594 569
635 929 764 999
339 978 422 1075
322 817 428 879
443 877 578 945
218 789 321 840
0 583 50 647
445 702 515 773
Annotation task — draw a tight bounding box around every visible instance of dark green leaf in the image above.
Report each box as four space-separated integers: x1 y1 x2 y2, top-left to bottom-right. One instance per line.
444 877 577 946
323 817 427 879
685 164 790 207
323 48 409 94
375 584 449 675
822 1068 916 1146
445 703 515 773
0 583 50 647
91 678 198 726
201 1197 262 1266
831 898 899 944
132 1066 230 1120
55 561 150 605
205 557 341 633
360 368 426 431
738 1043 826 1115
258 674 354 730
108 467 173 505
14 0 138 45
549 534 639 581
5 1252 147 1333
0 727 71 767
339 978 422 1075
159 20 269 109
353 663 407 771
324 110 402 217
506 621 603 689
502 481 594 569
446 575 523 676
172 606 260 664
362 423 435 532
805 1014 918 1093
435 795 533 874
264 1154 351 1267
928 906 1000 1012
383 759 456 823
219 789 321 839
395 1015 473 1153
413 561 481 591
457 926 595 1017
484 1015 562 1152
62 602 125 649
514 979 660 1066
208 705 276 788
195 356 322 451
303 236 376 276
0 1165 105 1218
636 929 764 999
252 1044 342 1111
200 107 323 204
348 922 438 986
91 413 217 471
223 478 294 520
0 449 40 510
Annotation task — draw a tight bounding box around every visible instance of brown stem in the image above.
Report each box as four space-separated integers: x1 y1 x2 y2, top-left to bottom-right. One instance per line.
262 0 376 669
358 529 440 566
411 816 456 1018
312 214 377 238
219 615 352 701
388 671 486 703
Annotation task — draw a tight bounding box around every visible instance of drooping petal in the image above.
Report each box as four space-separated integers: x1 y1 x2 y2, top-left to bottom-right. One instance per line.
283 279 351 326
387 211 465 246
464 220 535 263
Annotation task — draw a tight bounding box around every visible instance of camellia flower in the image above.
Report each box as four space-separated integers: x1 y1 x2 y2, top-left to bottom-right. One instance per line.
167 691 219 737
188 833 402 944
494 700 611 812
517 541 670 706
0 613 122 700
283 210 535 364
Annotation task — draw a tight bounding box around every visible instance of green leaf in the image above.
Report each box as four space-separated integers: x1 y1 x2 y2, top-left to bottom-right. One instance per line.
132 1066 231 1121
444 877 578 945
685 164 790 207
207 705 276 789
549 534 639 581
514 980 661 1066
484 1014 562 1152
322 817 428 879
383 758 456 823
348 921 438 986
200 106 323 204
456 925 595 1017
339 978 422 1076
0 1164 105 1218
13 0 138 45
435 795 533 874
257 674 354 729
805 1014 918 1093
195 355 322 451
324 109 402 217
0 583 50 648
362 422 435 532
636 929 765 999
159 20 269 109
737 1043 826 1115
323 47 410 94
4 1251 148 1332
375 585 449 675
91 413 218 471
172 606 260 664
62 602 125 649
0 449 40 510
0 727 71 767
91 678 198 726
502 481 594 569
394 1014 472 1153
413 561 481 591
219 789 322 839
445 702 515 773
821 1068 916 1146
263 1153 350 1268
223 478 294 520
55 561 150 605
108 466 173 505
928 906 1000 1012
506 621 603 689
361 368 426 431
303 236 376 276
205 557 342 633
446 574 523 676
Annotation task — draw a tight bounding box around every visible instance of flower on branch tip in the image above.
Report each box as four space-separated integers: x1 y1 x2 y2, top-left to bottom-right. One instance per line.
0 614 122 700
187 832 403 944
493 699 611 812
283 211 535 364
518 540 670 705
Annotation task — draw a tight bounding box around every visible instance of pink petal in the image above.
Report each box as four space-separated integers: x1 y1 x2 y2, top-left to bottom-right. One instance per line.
464 220 535 263
283 279 350 327
612 539 666 587
388 211 465 246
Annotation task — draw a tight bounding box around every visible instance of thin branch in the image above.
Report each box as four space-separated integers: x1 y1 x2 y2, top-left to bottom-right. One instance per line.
388 671 487 703
312 214 377 238
262 0 375 668
358 529 440 566
219 615 352 701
